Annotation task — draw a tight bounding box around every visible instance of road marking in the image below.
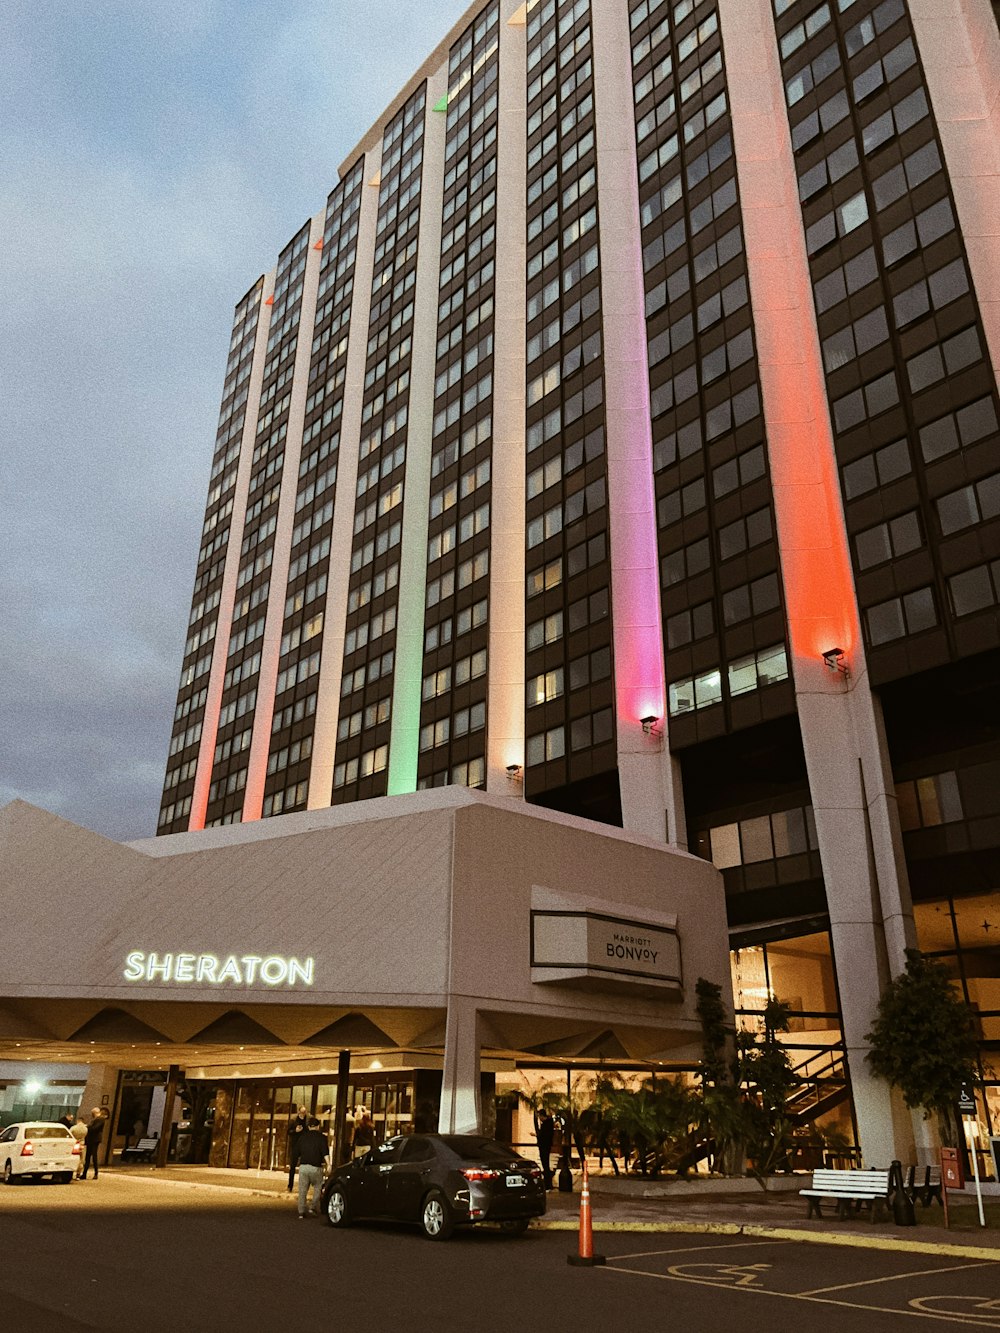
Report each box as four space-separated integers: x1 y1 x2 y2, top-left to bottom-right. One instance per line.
666 1261 771 1286
610 1239 790 1262
911 1297 1000 1325
601 1260 1000 1326
800 1260 1000 1297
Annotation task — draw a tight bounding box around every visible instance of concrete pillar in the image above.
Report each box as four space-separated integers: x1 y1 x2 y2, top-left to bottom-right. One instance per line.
387 66 448 795
486 0 529 795
78 1064 118 1120
591 0 686 846
719 0 917 1166
909 0 1000 389
309 155 382 808
439 999 482 1134
242 211 327 821
188 275 274 831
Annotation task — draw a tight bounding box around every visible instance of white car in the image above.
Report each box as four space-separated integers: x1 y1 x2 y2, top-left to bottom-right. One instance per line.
0 1122 79 1183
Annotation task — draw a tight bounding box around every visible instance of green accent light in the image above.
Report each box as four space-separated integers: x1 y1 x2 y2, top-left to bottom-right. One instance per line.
433 94 448 113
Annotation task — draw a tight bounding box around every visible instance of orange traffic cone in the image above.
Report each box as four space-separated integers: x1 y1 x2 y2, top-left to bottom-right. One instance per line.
567 1159 606 1267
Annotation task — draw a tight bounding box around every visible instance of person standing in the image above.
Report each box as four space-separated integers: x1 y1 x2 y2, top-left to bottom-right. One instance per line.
295 1116 328 1218
70 1116 88 1178
81 1109 105 1179
286 1105 308 1192
351 1110 374 1159
534 1110 555 1190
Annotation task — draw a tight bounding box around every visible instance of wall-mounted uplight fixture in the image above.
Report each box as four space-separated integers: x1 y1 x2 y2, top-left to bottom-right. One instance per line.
506 763 523 783
640 715 661 736
822 647 849 677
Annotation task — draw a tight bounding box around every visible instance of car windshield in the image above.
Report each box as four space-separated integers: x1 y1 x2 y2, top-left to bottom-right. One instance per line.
439 1136 525 1163
25 1126 72 1139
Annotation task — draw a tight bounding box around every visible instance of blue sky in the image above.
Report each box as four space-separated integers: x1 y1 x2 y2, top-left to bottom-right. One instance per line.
2 0 471 839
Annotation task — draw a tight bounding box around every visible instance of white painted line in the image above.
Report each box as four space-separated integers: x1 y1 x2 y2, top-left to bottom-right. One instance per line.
800 1260 999 1297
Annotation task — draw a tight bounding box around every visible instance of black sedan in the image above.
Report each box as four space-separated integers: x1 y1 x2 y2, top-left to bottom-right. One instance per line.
320 1134 546 1240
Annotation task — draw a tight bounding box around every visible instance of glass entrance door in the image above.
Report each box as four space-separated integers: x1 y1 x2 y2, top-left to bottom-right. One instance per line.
247 1087 274 1172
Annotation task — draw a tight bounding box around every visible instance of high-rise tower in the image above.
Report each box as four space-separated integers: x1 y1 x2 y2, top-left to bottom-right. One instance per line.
160 0 1000 1164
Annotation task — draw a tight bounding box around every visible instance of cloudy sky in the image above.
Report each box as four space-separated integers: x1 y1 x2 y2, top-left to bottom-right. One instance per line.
3 0 470 841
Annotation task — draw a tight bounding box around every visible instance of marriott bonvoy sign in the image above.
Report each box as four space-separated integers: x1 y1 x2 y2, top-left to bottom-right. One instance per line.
531 910 681 995
123 952 314 988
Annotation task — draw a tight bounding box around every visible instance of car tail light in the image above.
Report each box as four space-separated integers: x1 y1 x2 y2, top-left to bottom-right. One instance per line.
528 1167 543 1179
21 1141 34 1157
462 1167 501 1181
72 1144 81 1156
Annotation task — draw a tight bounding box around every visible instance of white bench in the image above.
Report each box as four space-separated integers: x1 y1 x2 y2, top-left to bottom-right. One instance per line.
800 1167 892 1221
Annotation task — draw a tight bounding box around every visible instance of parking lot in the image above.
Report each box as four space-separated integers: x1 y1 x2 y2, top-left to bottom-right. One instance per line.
2 1174 999 1331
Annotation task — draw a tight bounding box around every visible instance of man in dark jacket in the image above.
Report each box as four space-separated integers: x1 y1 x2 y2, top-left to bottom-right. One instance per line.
81 1109 105 1179
535 1110 555 1189
295 1117 329 1218
287 1105 308 1191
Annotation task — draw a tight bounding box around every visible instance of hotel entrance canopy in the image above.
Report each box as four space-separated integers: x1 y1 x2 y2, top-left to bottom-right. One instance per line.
0 790 728 1130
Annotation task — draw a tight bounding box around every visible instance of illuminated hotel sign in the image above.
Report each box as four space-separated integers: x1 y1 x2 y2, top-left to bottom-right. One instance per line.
530 910 681 997
123 952 314 988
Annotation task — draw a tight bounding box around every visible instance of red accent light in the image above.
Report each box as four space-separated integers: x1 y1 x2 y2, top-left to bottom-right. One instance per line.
264 295 274 306
462 1168 501 1181
21 1141 34 1157
313 238 323 250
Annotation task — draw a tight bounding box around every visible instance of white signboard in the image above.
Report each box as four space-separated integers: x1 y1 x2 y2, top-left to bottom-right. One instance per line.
531 911 681 995
123 952 314 988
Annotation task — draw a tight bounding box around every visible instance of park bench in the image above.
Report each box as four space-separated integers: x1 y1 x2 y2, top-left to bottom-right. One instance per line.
120 1137 159 1163
800 1167 892 1221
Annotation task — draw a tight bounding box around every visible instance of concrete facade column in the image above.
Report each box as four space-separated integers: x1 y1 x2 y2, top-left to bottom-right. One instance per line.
188 278 274 831
242 210 326 821
308 153 382 808
439 997 482 1134
486 0 529 795
387 65 448 795
591 0 686 847
719 0 916 1165
909 0 1000 389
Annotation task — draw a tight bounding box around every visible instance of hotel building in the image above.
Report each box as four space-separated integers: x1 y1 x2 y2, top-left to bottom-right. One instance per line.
152 0 1000 1165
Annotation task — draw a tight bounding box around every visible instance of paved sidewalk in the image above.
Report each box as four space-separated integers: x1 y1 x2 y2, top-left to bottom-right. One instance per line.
108 1162 1000 1259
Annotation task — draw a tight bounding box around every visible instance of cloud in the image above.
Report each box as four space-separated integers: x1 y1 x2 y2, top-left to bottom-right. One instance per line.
2 1 470 840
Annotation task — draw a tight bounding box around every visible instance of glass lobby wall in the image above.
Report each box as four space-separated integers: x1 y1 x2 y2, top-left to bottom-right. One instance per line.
730 930 854 1155
915 892 1000 1178
206 1073 418 1168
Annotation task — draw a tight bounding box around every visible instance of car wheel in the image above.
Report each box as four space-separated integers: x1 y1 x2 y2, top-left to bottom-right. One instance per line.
3 1160 14 1185
421 1189 454 1241
59 1173 74 1185
325 1185 350 1228
500 1218 530 1236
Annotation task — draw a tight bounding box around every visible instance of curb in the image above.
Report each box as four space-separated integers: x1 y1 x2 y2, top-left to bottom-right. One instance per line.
110 1174 1000 1258
111 1173 286 1202
535 1217 1000 1260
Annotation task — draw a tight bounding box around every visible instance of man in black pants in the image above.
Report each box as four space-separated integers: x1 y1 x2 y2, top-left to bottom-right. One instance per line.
81 1109 105 1180
295 1117 329 1218
286 1105 308 1192
534 1110 555 1190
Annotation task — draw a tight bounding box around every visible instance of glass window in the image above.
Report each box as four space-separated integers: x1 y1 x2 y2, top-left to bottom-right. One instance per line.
771 807 808 858
740 815 774 863
867 597 906 645
710 822 741 869
728 654 758 696
937 485 979 536
949 564 995 616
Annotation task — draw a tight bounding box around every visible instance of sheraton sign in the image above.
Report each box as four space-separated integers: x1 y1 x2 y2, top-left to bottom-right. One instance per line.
123 952 314 988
